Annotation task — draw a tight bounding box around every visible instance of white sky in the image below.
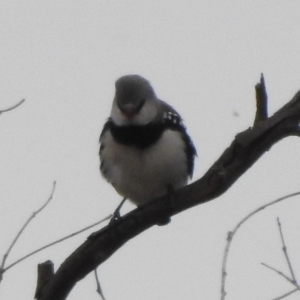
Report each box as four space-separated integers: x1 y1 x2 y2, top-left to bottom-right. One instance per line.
1 1 300 299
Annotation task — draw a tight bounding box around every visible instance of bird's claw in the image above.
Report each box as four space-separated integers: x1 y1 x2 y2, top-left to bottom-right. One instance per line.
109 197 127 225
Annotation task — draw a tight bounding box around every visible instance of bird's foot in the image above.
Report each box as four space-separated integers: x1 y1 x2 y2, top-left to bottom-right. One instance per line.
88 198 127 240
109 197 127 225
156 186 174 226
157 216 171 226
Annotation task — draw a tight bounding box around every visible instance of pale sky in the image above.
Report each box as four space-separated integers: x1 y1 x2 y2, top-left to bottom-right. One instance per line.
1 1 300 300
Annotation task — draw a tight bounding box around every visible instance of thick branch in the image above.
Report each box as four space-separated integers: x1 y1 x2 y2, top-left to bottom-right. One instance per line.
39 85 300 300
35 261 54 299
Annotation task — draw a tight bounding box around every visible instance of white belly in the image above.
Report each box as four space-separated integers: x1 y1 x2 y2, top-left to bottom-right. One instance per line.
101 129 188 205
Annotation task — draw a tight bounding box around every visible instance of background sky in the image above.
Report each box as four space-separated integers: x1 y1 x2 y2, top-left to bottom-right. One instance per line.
1 1 300 299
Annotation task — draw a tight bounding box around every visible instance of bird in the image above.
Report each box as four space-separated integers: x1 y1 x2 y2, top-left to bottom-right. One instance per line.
99 75 196 222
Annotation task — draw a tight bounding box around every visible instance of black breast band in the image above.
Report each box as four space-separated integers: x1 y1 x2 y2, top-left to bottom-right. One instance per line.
109 120 166 149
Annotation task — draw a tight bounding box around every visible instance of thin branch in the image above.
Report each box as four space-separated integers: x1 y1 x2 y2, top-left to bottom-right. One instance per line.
0 181 56 281
261 262 299 288
0 99 25 114
220 192 300 300
94 268 106 300
3 214 112 273
262 263 300 300
273 288 298 300
254 73 268 125
277 217 297 284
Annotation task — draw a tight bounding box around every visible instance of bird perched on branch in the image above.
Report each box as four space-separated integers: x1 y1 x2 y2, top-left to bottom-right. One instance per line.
100 75 196 222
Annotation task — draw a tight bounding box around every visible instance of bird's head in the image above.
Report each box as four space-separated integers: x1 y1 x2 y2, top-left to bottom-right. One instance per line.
111 75 159 125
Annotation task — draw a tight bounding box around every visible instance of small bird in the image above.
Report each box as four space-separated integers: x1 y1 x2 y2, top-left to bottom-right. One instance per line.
99 75 196 221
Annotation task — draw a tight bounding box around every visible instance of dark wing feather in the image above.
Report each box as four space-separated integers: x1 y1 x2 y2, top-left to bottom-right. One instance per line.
99 119 112 175
159 100 197 178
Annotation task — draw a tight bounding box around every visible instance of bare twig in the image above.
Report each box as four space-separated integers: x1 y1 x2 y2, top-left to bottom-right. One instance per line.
0 181 56 282
0 99 25 114
3 214 112 273
254 74 268 125
261 263 296 286
221 192 300 300
273 288 298 300
94 268 106 300
260 219 300 300
277 217 297 284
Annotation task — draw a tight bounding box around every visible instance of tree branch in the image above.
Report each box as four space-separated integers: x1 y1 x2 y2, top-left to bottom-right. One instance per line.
0 99 25 114
254 73 268 125
35 261 54 299
277 217 298 285
221 192 300 300
0 181 56 282
39 78 300 300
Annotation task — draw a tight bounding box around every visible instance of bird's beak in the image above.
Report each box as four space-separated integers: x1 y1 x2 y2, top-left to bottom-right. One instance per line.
121 103 137 119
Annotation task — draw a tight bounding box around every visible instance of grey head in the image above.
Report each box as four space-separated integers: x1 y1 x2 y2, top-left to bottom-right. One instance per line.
111 75 159 125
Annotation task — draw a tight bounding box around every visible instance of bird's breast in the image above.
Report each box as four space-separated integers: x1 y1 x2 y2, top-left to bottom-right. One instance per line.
100 129 188 205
